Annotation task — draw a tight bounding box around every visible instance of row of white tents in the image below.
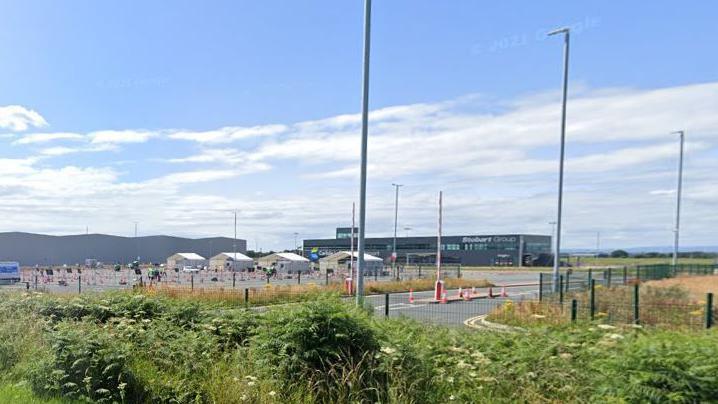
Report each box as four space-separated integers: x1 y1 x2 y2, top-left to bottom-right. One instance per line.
166 251 384 274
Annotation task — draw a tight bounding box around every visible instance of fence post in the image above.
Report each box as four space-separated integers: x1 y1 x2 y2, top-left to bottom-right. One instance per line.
538 273 543 302
78 275 81 294
705 293 714 329
418 265 422 278
636 266 641 283
384 293 390 317
565 271 570 294
325 271 329 285
457 265 462 279
297 271 301 285
191 274 194 291
633 284 640 325
34 275 38 290
587 268 592 288
244 288 249 305
623 266 627 285
589 279 596 320
606 267 612 288
559 275 564 304
571 299 578 322
232 272 236 288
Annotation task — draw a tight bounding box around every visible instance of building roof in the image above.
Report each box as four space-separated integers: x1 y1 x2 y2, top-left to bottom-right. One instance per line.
321 251 383 262
171 252 206 260
273 252 310 262
213 252 253 262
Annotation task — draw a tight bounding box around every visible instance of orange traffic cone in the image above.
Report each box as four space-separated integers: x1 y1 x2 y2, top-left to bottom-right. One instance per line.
408 288 415 303
457 287 463 299
441 291 448 304
500 287 508 298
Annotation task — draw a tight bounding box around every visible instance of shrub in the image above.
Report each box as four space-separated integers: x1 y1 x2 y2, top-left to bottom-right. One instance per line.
594 331 718 402
28 321 144 403
251 297 384 402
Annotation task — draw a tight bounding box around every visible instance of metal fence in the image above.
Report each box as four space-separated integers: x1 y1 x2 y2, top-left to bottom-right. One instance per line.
6 263 717 331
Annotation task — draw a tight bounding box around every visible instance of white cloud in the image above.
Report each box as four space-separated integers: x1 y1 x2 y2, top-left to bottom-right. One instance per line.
0 82 716 250
13 132 84 145
167 124 287 143
89 130 156 144
0 105 47 131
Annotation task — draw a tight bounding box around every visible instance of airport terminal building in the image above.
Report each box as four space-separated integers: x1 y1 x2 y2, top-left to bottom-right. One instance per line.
303 228 552 267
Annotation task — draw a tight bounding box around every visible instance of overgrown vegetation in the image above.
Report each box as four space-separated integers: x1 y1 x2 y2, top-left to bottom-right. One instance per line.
1 291 717 403
488 283 711 330
146 277 492 306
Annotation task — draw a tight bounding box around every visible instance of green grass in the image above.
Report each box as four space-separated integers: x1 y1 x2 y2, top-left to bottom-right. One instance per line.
2 290 718 403
0 383 78 404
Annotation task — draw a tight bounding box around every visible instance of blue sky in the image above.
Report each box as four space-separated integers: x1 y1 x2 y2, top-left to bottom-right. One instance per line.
0 1 716 250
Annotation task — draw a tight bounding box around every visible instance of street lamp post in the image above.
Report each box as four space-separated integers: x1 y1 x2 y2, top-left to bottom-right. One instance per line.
133 221 139 262
233 210 238 272
356 0 372 305
391 183 403 280
548 27 570 293
672 131 685 266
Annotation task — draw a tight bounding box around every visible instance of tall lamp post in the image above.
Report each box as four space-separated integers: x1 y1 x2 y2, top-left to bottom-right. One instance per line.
672 130 685 266
356 0 372 305
391 183 403 280
548 27 570 292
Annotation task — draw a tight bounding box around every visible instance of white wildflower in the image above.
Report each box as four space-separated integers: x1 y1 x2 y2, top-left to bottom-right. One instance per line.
597 324 616 330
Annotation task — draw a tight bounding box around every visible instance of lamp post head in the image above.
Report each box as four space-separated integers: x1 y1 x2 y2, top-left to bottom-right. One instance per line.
547 27 570 36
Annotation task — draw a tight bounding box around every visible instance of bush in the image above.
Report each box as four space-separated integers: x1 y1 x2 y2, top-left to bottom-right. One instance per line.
29 321 144 403
594 331 718 402
251 297 384 402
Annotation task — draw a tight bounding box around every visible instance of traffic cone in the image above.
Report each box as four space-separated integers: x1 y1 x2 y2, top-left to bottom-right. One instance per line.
463 289 472 301
457 287 463 299
488 287 495 298
408 288 414 303
500 287 508 298
441 291 448 304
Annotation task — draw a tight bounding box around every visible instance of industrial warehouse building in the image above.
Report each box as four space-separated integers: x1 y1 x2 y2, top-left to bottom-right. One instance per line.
304 228 552 267
256 252 310 273
166 253 207 270
209 252 254 271
318 251 384 275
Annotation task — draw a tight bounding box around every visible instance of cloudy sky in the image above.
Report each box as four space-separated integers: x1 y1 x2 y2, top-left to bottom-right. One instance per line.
0 1 716 250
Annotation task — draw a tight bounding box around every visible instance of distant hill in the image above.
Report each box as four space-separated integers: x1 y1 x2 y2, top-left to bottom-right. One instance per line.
565 246 718 254
0 232 246 266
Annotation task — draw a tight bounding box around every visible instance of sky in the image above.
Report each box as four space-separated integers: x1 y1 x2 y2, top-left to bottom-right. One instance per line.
0 0 716 251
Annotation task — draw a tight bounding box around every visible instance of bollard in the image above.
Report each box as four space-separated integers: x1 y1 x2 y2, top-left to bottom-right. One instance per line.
191 274 194 291
606 267 612 288
232 272 236 288
706 293 714 329
571 299 578 322
78 275 82 294
633 284 640 324
244 288 249 306
384 293 390 317
559 275 564 305
538 273 543 302
589 279 596 320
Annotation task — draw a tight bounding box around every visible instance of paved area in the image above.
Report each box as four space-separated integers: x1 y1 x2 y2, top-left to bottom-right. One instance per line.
3 268 560 327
